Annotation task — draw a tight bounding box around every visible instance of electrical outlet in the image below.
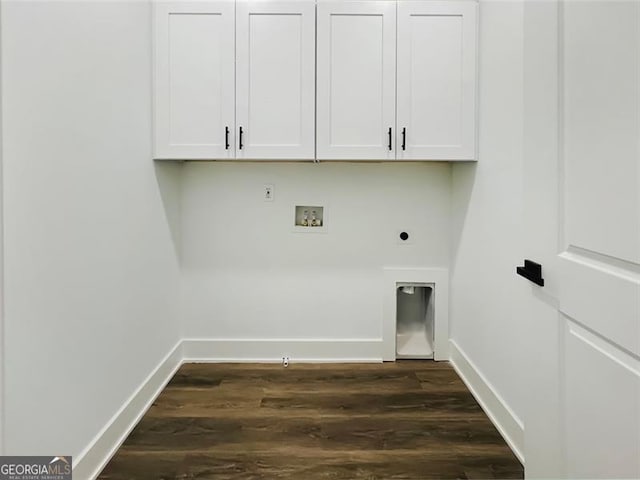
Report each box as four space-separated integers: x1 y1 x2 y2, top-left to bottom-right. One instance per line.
264 184 274 202
282 356 290 367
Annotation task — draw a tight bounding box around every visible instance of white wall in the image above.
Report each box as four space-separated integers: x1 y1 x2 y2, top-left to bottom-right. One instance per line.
181 162 451 349
0 0 4 455
520 1 563 476
450 0 527 454
1 0 180 460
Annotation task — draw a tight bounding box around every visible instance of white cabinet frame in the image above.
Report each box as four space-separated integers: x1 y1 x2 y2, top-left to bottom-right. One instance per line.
396 1 477 160
235 0 316 160
316 1 397 160
153 1 236 159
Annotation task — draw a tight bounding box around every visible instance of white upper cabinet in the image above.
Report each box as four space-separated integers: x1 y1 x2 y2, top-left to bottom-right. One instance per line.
235 1 316 159
316 1 396 160
153 1 235 159
153 0 478 161
397 1 477 160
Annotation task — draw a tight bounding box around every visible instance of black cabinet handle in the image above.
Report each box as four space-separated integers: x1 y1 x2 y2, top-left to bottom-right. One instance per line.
239 126 243 150
516 259 544 287
388 127 392 151
225 126 230 150
402 127 406 151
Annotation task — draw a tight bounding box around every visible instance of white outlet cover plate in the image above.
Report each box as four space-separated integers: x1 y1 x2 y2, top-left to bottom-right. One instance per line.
264 184 274 202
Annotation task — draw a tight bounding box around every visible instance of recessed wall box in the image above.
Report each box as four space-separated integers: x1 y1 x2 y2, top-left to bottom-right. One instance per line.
293 205 327 233
396 282 435 359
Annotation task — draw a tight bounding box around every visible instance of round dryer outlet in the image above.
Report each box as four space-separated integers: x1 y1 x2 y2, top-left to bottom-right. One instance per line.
396 230 414 245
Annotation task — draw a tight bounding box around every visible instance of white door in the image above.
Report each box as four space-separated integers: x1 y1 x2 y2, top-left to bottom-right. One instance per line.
153 1 235 159
396 1 477 161
316 1 396 160
523 1 640 478
559 2 640 476
235 0 315 160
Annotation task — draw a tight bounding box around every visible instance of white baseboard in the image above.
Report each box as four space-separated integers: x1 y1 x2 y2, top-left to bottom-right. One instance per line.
182 338 383 363
72 340 183 480
449 339 525 464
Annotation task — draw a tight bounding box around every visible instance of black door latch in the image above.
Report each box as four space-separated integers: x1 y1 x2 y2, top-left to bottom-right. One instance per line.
516 260 544 287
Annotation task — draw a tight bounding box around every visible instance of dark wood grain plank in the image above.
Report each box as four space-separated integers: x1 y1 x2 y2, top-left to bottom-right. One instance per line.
116 416 510 453
101 449 523 480
260 390 485 416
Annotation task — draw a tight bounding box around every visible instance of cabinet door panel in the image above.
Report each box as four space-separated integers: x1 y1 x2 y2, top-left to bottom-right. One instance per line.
236 1 315 159
397 1 477 160
154 1 235 159
317 1 396 160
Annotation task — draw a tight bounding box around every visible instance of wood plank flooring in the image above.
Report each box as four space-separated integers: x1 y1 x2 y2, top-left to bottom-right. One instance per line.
98 361 523 479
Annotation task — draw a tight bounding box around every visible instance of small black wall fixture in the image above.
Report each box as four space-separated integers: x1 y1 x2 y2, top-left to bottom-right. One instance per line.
516 259 544 287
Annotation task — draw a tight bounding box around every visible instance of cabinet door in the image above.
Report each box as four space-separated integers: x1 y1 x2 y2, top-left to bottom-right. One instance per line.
235 1 315 160
316 1 396 160
397 1 477 160
154 1 235 159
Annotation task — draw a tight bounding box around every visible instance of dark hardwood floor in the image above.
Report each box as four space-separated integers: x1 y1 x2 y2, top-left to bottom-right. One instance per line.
98 361 523 479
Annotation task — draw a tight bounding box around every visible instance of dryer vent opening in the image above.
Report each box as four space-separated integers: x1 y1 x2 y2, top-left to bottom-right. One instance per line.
396 283 434 359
